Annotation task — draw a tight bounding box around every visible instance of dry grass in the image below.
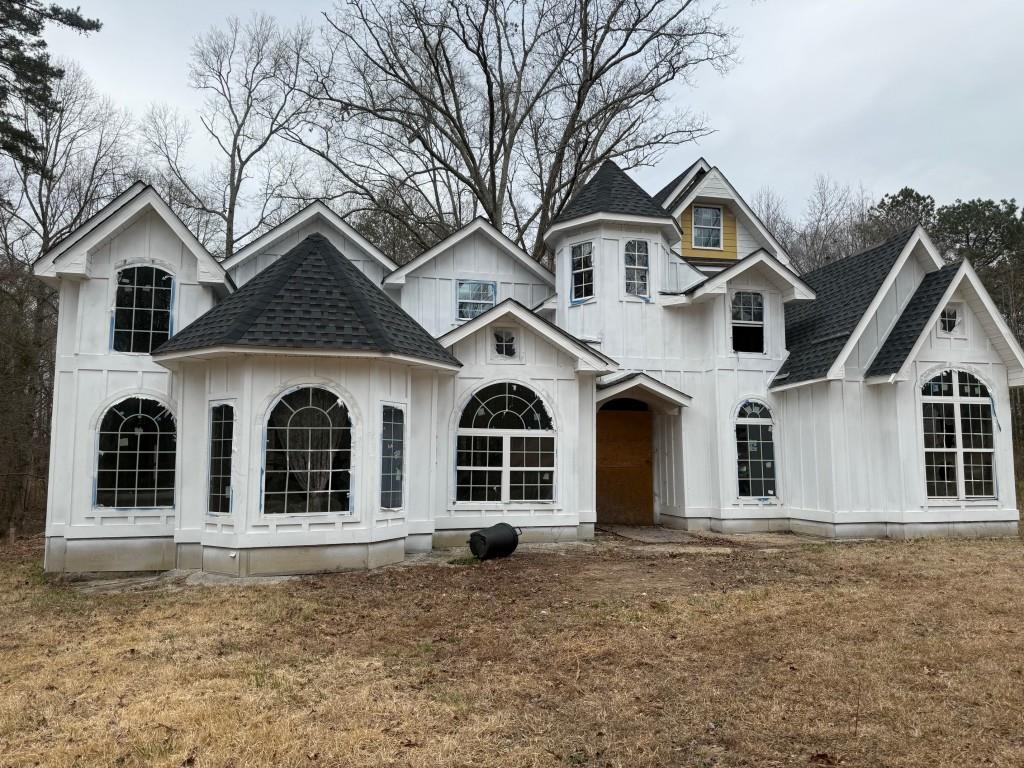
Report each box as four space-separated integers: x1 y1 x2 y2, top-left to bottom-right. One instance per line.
2 534 1024 767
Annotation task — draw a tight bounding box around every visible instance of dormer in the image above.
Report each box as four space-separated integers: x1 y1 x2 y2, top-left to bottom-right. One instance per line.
653 161 792 266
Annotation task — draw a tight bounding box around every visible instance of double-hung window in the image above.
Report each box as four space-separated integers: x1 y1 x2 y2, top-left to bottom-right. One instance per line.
692 205 723 249
731 291 765 353
922 370 996 499
456 281 496 320
624 240 649 298
571 242 594 301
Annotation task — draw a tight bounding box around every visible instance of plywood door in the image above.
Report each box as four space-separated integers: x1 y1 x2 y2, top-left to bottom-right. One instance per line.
596 410 654 525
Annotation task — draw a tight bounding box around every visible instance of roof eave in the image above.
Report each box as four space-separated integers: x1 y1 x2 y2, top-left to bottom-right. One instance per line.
543 212 680 244
152 345 461 371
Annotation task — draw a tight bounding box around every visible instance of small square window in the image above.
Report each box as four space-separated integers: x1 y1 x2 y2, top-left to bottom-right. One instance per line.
939 306 960 335
494 329 516 358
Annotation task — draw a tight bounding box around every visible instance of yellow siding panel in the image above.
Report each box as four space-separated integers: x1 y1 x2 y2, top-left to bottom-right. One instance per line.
679 202 738 260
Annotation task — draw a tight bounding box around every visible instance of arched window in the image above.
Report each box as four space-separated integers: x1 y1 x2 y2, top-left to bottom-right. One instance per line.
96 397 176 508
113 266 173 353
456 382 554 502
736 400 776 498
264 387 352 514
921 370 995 499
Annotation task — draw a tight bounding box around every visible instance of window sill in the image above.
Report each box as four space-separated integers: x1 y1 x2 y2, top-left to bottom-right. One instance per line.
569 298 595 307
450 501 559 509
734 498 781 507
923 498 998 508
260 511 355 519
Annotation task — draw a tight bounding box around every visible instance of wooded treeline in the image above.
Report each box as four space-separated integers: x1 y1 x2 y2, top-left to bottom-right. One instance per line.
1 1 1022 534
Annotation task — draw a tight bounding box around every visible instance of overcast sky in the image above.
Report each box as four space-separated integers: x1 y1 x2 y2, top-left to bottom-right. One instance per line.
47 0 1024 217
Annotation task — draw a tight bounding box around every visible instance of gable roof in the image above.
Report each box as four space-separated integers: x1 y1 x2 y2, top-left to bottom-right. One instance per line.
865 261 963 378
438 298 618 373
383 217 553 287
33 184 230 289
660 248 815 306
154 233 459 368
551 160 675 226
651 158 711 209
221 200 397 274
771 229 919 389
596 371 692 412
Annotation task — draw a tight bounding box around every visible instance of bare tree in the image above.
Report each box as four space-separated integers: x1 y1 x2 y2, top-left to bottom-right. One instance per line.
751 185 795 255
0 62 134 536
142 14 319 259
294 0 736 260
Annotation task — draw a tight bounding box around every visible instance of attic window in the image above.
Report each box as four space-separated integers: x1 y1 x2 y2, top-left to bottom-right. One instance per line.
939 306 961 335
457 281 496 320
693 205 723 249
494 329 516 358
731 291 764 353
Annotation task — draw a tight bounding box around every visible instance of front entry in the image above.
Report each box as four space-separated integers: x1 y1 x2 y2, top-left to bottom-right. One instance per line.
596 399 654 525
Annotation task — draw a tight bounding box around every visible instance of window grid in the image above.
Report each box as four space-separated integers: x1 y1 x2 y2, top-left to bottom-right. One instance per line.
494 329 516 358
939 307 960 334
921 370 995 499
457 281 496 320
571 242 594 301
264 387 352 515
624 240 649 298
96 398 176 508
731 291 765 353
736 401 776 499
380 405 405 509
456 383 555 503
208 404 233 515
112 266 173 354
693 205 723 249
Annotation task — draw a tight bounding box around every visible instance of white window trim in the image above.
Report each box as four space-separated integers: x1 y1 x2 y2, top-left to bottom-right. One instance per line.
487 325 524 364
569 240 595 304
936 302 967 340
206 399 236 517
453 427 557 505
623 239 651 300
455 279 497 322
734 400 780 504
378 401 407 513
729 290 767 356
108 262 177 356
920 370 997 502
692 204 724 251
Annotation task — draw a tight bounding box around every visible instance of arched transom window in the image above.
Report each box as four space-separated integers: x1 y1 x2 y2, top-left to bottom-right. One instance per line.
456 382 554 503
736 400 776 499
113 266 173 353
264 387 352 514
921 370 995 499
96 397 176 508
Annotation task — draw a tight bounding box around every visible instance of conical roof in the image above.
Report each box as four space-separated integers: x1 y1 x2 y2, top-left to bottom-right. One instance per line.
155 233 459 367
552 160 675 225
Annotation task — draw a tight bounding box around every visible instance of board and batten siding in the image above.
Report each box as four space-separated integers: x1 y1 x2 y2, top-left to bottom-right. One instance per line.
396 229 554 337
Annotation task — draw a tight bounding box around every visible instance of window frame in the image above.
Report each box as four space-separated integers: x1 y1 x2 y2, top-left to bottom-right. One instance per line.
487 326 523 364
623 239 651 300
920 369 997 502
692 204 724 250
379 402 406 512
734 399 778 503
109 264 176 355
455 280 497 322
94 396 177 510
730 290 766 354
570 240 595 303
454 383 557 506
207 401 235 516
261 385 355 517
937 302 966 339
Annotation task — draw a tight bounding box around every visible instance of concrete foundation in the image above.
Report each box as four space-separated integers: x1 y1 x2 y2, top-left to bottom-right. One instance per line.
431 524 582 549
202 538 406 576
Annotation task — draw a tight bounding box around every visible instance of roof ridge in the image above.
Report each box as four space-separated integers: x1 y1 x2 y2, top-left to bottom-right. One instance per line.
318 235 399 354
800 227 919 280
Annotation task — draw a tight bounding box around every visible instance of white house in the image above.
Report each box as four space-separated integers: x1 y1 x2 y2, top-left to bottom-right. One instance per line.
33 159 1024 575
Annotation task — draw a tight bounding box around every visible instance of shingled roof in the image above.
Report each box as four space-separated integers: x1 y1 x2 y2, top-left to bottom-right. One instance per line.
865 261 962 378
154 233 460 367
651 161 707 209
771 229 918 388
552 160 674 225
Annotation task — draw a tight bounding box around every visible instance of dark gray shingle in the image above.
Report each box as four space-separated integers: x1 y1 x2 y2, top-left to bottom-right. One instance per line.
553 160 674 225
865 261 961 377
155 233 459 367
772 229 918 388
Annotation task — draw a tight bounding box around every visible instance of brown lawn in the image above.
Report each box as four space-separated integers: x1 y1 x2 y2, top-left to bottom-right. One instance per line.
1 533 1024 767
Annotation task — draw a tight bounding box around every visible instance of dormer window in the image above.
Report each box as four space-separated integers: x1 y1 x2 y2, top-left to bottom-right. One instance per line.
571 242 594 301
624 240 649 298
693 205 723 249
731 291 764 353
112 266 173 353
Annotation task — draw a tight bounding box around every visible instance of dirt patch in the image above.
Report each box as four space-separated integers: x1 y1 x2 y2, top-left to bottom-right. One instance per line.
2 534 1024 767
